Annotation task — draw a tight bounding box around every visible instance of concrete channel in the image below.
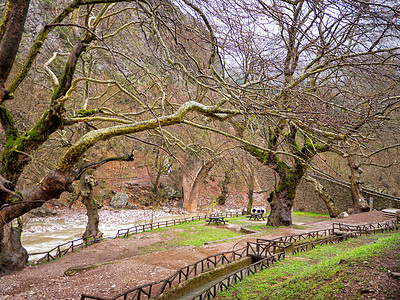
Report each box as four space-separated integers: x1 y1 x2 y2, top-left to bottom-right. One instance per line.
157 257 253 300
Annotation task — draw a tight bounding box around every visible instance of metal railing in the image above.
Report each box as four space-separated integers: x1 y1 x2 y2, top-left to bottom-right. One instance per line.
309 172 400 203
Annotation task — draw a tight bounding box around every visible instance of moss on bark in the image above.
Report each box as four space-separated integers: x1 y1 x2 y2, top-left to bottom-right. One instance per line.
244 131 328 227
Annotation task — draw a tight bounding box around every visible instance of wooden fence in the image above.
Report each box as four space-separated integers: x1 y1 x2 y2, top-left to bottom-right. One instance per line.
292 233 354 254
29 211 244 264
192 218 399 300
332 219 398 235
115 212 243 238
257 228 334 245
28 236 101 264
247 240 289 258
193 252 286 300
80 247 248 300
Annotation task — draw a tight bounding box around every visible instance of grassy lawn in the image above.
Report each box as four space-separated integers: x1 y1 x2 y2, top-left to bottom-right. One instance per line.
136 212 330 254
227 211 329 232
138 219 243 253
217 232 400 300
292 211 330 224
168 221 242 247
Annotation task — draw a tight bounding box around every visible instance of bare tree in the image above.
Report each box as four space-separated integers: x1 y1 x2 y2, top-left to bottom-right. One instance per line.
217 169 231 206
304 175 340 217
344 141 400 213
195 0 400 226
0 0 239 273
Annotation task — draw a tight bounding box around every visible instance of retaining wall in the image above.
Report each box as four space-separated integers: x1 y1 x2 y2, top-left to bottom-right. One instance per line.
294 175 400 214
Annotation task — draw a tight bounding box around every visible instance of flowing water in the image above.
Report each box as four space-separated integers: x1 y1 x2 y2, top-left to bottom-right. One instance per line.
20 208 177 257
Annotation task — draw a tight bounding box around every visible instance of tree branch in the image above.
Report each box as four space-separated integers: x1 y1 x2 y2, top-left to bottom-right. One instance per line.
75 154 134 179
57 102 240 171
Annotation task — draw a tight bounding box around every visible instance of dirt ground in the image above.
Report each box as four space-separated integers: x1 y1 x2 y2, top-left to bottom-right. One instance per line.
0 211 398 300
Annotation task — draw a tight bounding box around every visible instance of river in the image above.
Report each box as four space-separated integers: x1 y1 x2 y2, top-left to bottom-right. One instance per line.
20 208 178 255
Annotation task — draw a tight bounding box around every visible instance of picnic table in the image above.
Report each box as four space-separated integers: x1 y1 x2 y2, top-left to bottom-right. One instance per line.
247 213 265 221
206 216 227 225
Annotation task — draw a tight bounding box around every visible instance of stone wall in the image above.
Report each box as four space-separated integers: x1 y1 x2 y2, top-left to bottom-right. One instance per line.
294 175 400 214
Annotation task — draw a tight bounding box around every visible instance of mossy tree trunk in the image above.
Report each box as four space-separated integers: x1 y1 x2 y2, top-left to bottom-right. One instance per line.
217 171 230 206
347 156 370 213
0 12 94 271
266 162 306 226
245 125 328 226
81 170 101 240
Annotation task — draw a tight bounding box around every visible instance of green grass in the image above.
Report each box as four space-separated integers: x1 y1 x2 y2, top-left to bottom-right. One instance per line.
138 220 243 254
218 232 400 300
127 212 334 256
170 225 241 247
292 211 330 224
136 212 328 254
292 211 330 218
223 216 251 225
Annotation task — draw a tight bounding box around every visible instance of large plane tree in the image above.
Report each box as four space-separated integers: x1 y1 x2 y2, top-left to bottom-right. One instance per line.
0 0 240 273
196 0 400 226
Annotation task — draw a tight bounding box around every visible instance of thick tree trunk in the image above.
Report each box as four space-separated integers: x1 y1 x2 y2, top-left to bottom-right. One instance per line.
0 222 28 275
305 175 340 218
80 171 101 240
267 189 293 226
266 164 304 227
217 171 230 206
0 169 75 273
347 156 369 213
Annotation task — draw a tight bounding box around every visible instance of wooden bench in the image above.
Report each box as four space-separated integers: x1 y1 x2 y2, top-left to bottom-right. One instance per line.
206 216 227 225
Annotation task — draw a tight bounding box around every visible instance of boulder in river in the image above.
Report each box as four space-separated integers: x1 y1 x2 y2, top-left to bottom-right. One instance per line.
109 192 129 209
29 205 57 217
